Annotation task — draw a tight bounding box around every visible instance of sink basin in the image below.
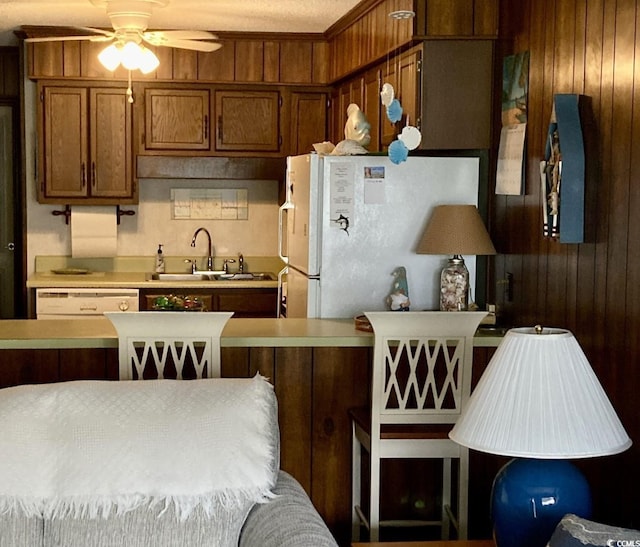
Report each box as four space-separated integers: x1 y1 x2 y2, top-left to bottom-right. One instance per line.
146 273 213 281
214 272 276 281
145 272 275 282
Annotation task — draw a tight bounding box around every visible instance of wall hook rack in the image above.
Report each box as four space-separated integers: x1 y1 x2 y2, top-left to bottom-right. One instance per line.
51 205 71 224
117 206 135 224
51 205 135 225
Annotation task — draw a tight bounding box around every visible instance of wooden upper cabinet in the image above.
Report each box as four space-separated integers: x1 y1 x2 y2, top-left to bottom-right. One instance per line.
362 68 382 153
380 59 398 148
331 78 364 144
215 90 280 152
333 39 492 151
38 83 134 204
144 88 210 150
397 49 421 131
423 0 498 36
290 92 327 156
40 86 87 199
90 88 133 198
420 40 493 149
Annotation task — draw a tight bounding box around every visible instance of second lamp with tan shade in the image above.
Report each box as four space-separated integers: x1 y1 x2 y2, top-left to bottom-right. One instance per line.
417 204 496 311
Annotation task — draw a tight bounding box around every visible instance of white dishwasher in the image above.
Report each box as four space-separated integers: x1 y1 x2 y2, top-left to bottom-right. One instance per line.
36 288 139 319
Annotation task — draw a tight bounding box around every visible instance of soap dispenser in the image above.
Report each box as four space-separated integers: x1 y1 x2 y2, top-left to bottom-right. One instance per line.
155 244 165 273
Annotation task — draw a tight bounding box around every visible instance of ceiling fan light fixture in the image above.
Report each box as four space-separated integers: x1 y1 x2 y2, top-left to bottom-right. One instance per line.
138 46 160 74
98 39 159 74
98 43 122 71
120 40 144 70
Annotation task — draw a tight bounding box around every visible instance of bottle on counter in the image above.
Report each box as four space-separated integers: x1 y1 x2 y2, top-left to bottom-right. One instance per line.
155 244 165 273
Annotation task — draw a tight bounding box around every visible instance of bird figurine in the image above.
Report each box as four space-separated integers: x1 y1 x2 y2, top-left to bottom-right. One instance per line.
386 266 411 311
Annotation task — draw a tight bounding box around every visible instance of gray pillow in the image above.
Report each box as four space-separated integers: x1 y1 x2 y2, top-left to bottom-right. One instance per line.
547 514 640 547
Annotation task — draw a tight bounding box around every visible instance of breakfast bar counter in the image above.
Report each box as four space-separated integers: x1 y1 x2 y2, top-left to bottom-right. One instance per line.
0 317 504 350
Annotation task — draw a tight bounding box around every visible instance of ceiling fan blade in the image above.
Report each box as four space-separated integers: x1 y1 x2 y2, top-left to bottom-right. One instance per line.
24 27 115 44
165 39 222 52
25 35 105 43
74 26 116 38
142 34 222 52
145 30 218 41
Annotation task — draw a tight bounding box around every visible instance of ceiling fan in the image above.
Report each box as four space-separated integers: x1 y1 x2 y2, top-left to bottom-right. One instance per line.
25 0 221 73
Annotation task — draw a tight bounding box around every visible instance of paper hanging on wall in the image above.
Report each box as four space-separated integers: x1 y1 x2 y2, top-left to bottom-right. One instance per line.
496 123 527 195
71 206 118 258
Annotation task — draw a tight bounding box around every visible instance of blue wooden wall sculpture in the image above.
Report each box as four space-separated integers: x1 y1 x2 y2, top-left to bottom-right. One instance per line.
543 94 586 243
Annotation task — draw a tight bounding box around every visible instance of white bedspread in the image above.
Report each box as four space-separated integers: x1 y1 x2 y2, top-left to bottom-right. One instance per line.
0 375 278 519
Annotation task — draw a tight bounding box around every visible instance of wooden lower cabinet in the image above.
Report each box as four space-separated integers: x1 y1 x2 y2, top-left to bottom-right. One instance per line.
0 345 496 546
139 287 278 317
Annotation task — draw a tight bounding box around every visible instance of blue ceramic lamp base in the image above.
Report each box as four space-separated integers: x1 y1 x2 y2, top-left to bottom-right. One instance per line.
492 458 593 547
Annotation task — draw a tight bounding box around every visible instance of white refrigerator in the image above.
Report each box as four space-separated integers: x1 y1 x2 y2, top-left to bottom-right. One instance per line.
278 153 481 318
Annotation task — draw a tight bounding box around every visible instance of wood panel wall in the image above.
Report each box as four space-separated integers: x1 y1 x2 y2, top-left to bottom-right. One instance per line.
493 0 640 529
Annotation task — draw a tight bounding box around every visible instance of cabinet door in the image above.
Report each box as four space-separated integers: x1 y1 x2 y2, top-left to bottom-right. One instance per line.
144 88 210 150
362 68 382 152
213 288 278 318
215 90 280 152
40 86 88 199
380 60 398 148
90 88 133 198
331 79 364 145
397 48 421 133
379 48 421 149
420 40 493 149
290 92 327 156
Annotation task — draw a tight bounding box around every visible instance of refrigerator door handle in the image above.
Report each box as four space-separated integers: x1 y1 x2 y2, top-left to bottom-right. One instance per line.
278 201 293 264
277 265 288 317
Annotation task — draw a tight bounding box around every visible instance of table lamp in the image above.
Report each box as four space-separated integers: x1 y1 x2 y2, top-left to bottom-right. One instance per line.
417 204 496 311
449 326 632 547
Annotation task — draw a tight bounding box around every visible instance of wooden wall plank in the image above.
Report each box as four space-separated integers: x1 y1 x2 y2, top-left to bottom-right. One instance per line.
58 348 109 381
263 41 280 83
234 41 264 82
0 349 58 387
311 347 370 546
497 0 640 529
197 42 235 82
279 41 311 83
274 347 313 493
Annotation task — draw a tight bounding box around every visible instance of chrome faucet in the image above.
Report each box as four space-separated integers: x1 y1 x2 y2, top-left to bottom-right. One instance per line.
190 227 214 271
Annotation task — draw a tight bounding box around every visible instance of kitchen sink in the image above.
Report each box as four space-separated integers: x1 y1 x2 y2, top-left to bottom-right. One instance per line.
214 272 276 281
146 273 214 281
145 272 275 282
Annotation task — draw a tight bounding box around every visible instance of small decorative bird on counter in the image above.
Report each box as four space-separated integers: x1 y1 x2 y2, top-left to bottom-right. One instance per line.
387 266 410 311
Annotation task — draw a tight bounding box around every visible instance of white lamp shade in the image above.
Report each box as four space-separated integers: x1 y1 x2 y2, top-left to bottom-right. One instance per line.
449 327 632 458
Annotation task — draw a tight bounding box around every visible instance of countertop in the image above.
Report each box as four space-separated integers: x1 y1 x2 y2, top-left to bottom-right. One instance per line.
27 271 278 289
0 318 505 350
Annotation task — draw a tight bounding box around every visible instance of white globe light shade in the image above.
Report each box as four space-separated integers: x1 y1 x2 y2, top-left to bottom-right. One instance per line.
97 44 122 71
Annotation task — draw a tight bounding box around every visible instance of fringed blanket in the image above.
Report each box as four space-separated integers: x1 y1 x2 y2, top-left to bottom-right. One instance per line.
0 375 278 520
